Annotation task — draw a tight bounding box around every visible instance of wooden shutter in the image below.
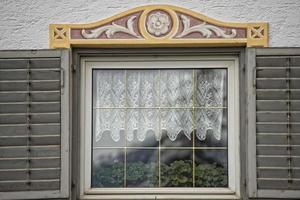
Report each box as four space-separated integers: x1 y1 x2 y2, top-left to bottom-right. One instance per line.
247 48 300 198
0 50 70 199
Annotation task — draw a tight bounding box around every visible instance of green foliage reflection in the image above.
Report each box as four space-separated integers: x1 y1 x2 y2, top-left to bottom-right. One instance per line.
92 160 227 187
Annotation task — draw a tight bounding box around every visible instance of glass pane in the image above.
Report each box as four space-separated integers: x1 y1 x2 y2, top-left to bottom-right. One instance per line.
93 70 126 108
127 70 159 107
160 109 193 147
195 108 227 147
93 108 126 146
160 70 193 107
195 150 228 187
160 149 193 187
195 69 227 107
126 149 159 187
93 129 125 148
92 149 124 187
126 109 159 147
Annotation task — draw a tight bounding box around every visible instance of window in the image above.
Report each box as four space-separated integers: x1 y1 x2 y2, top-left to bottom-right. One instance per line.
81 56 239 197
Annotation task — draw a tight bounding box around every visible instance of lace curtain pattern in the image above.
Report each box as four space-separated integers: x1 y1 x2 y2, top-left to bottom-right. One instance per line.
93 69 226 142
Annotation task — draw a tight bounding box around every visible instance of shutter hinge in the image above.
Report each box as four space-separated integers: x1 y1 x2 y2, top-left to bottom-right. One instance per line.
72 64 76 72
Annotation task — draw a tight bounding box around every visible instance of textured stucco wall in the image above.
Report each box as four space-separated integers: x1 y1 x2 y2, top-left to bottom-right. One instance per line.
0 0 299 49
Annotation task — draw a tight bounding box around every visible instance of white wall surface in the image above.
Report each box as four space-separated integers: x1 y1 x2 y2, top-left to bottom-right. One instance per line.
0 0 299 49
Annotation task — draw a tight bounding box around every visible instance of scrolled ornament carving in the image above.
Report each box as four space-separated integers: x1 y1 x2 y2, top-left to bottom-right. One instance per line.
81 16 140 39
146 11 171 37
176 14 237 38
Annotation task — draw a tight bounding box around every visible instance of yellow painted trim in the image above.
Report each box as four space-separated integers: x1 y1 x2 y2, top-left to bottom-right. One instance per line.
49 4 268 48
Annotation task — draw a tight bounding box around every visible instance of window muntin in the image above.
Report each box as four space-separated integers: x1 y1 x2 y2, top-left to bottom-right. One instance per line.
81 58 239 195
92 69 228 188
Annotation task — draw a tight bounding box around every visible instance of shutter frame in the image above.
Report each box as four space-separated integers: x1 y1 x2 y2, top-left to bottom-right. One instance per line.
247 47 300 199
0 50 70 200
246 48 257 198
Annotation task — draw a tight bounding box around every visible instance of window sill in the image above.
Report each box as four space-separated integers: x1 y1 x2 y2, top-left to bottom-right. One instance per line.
81 188 239 200
80 194 240 200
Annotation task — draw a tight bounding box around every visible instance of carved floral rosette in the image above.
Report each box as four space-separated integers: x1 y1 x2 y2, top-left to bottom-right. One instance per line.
49 5 268 48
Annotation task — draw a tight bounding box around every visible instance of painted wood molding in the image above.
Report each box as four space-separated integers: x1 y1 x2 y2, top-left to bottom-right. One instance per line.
49 5 268 48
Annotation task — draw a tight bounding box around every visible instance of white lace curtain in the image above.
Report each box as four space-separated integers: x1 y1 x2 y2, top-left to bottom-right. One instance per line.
93 69 226 142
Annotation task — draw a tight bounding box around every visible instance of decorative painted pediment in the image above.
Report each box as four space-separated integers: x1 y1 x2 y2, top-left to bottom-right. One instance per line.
49 5 268 48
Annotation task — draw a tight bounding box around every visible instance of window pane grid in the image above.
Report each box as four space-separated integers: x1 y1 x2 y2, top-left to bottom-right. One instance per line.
92 68 228 188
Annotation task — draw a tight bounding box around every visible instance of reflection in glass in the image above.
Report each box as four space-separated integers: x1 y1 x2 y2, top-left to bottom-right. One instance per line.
92 149 124 187
195 69 227 107
126 149 158 187
195 150 228 187
91 68 229 188
92 69 228 144
160 130 192 147
93 70 126 108
126 109 159 147
93 108 126 143
127 70 159 107
161 150 193 187
93 131 125 148
195 108 227 145
160 70 193 107
160 109 193 143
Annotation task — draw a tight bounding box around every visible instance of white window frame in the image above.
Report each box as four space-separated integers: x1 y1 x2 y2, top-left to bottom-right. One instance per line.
80 56 240 199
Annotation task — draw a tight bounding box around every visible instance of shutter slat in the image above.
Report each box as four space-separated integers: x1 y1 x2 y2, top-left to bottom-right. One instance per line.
0 91 60 102
255 123 300 133
0 146 61 158
256 90 300 100
257 100 300 111
256 57 286 67
257 79 300 89
257 145 300 156
0 68 61 71
0 58 60 69
0 113 60 124
0 102 60 113
0 70 60 80
257 179 300 190
0 135 60 146
258 169 300 179
0 180 60 192
0 124 60 136
0 182 29 192
0 60 28 69
0 168 61 181
257 135 300 145
0 50 69 199
257 156 300 168
29 59 61 69
290 57 300 66
256 67 300 78
0 81 60 91
257 111 300 122
0 158 60 169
